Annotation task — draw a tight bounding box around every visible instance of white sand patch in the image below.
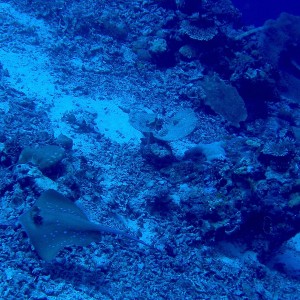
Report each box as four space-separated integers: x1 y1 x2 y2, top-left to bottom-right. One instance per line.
0 2 141 149
0 48 56 99
0 102 9 113
50 95 142 148
0 3 52 36
93 99 142 143
0 3 56 99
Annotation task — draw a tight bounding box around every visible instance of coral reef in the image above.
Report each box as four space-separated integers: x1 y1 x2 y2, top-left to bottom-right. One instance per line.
0 0 300 299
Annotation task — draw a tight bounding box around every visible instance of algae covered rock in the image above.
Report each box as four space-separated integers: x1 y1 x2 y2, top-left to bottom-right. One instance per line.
18 145 65 171
201 74 247 127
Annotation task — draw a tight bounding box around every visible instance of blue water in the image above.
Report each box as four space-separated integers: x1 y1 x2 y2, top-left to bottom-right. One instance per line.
232 0 300 25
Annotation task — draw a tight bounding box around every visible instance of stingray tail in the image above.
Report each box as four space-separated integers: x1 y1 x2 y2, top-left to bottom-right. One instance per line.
96 223 150 247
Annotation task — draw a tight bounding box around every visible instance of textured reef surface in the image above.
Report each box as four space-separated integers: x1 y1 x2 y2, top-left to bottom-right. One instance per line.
0 0 300 299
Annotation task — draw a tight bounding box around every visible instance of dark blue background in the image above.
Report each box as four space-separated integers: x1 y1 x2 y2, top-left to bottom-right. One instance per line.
232 0 300 25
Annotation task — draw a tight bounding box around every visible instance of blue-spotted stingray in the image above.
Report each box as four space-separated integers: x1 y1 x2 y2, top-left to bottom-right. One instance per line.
20 189 149 261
